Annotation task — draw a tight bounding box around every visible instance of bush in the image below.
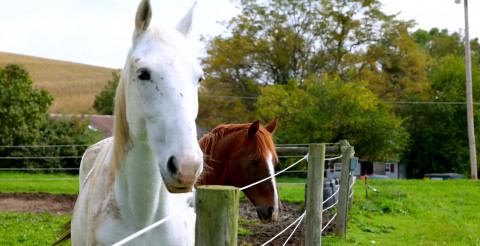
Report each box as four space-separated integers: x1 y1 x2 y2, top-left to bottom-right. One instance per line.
1 116 104 172
93 70 120 115
0 64 104 171
0 64 52 147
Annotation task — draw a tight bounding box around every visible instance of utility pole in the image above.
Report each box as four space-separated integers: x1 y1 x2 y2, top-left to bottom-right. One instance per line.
456 0 478 180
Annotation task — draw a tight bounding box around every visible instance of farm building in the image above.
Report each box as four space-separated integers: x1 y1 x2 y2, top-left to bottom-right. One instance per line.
325 159 406 179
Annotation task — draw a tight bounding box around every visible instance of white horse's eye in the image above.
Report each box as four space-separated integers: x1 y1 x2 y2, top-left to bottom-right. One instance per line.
198 76 205 84
137 69 151 81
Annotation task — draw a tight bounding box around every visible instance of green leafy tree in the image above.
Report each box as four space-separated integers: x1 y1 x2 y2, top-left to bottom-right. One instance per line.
0 64 103 170
0 64 53 146
93 70 121 115
414 28 464 58
203 0 395 87
358 22 432 101
200 0 429 125
400 55 480 178
255 76 408 161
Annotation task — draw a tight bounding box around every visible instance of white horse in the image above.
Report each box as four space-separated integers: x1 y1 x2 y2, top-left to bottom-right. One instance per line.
69 1 204 245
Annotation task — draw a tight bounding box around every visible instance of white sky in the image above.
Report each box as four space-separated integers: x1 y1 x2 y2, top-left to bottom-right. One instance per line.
0 0 478 69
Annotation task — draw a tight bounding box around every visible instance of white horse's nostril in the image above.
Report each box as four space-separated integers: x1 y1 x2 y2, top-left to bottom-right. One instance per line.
167 156 177 174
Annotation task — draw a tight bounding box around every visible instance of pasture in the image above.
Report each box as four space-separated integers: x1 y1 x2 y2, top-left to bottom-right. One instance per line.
0 52 113 114
1 172 479 245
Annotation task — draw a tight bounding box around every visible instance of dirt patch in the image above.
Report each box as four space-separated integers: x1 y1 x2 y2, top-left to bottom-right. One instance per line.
0 193 77 215
238 201 336 246
0 193 335 245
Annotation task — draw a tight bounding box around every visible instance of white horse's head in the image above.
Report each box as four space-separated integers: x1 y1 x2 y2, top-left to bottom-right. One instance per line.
122 0 203 193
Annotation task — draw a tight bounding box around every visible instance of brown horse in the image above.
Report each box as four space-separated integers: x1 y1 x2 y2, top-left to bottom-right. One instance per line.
197 116 281 223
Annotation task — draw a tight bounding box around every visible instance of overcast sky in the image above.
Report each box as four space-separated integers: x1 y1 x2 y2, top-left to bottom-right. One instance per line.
0 0 478 69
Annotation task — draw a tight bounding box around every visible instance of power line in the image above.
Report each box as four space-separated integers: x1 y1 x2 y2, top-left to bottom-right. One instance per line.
200 95 257 100
0 156 82 160
0 144 89 148
387 101 480 105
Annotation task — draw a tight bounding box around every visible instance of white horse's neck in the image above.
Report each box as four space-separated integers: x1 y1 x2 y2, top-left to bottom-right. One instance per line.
114 138 167 228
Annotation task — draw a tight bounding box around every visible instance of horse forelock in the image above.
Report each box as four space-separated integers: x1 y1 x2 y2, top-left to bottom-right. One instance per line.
199 123 277 165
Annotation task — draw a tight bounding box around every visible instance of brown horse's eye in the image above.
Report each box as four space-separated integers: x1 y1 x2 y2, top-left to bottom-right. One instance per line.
250 160 259 167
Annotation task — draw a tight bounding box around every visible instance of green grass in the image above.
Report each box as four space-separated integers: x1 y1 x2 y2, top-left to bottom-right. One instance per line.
276 177 307 183
0 212 70 245
0 172 78 194
2 173 480 245
323 179 480 245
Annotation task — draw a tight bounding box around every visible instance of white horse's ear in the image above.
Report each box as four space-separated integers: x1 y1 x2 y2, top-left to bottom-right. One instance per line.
175 1 196 37
134 0 152 38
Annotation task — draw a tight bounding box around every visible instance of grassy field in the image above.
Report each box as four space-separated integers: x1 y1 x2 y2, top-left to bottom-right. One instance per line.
0 172 78 194
323 179 480 245
0 212 70 246
0 52 114 114
1 173 479 245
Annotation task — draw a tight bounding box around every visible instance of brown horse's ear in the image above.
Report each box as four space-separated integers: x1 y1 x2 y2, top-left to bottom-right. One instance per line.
248 120 260 136
265 116 279 133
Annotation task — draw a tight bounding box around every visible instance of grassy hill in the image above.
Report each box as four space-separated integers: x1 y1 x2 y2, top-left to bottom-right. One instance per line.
0 52 114 114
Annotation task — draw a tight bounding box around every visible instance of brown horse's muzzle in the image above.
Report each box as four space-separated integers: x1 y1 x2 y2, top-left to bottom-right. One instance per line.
256 205 280 223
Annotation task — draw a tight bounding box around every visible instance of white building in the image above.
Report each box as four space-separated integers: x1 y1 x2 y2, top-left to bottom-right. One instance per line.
325 160 406 179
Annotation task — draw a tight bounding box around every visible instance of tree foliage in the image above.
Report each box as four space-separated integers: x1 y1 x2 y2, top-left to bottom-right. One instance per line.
198 0 480 177
93 70 121 115
0 64 53 146
200 0 415 161
256 76 408 160
0 65 103 170
400 53 480 178
358 21 432 101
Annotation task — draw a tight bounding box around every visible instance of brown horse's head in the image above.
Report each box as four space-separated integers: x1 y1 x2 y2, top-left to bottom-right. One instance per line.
198 116 281 223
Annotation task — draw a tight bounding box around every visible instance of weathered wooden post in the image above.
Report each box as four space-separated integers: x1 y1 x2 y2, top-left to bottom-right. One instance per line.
195 185 239 246
348 172 355 210
305 143 326 246
334 143 354 238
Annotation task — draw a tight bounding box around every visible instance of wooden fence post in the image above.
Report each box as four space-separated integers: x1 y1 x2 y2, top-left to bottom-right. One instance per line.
305 143 326 246
334 145 354 238
348 173 354 210
195 185 239 246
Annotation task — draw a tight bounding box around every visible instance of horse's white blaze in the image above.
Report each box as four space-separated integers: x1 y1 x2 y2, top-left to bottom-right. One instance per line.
267 151 279 213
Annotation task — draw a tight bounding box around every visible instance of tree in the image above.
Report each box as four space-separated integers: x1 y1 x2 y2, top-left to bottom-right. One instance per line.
400 54 480 178
255 76 408 161
357 22 432 101
203 0 395 87
0 64 104 170
93 70 121 115
0 64 53 146
199 0 429 125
